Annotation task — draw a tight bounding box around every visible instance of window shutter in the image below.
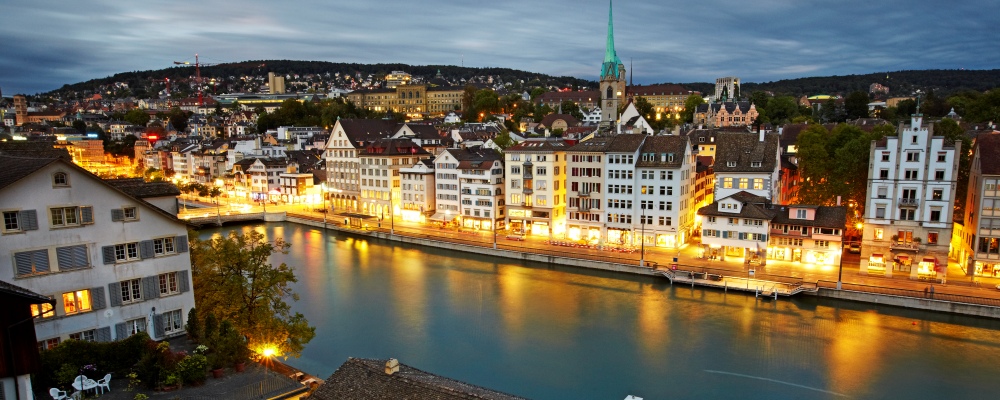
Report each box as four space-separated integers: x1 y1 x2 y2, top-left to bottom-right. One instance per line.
14 252 34 276
178 270 190 293
57 245 90 270
115 322 128 340
761 234 768 242
102 246 116 265
139 240 154 259
175 236 189 253
18 210 39 230
153 313 165 339
111 209 124 222
142 276 160 300
16 249 51 275
108 282 122 307
90 286 106 310
95 327 112 343
722 231 728 239
80 206 94 224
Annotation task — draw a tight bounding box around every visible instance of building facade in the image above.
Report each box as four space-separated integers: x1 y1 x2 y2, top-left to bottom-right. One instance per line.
958 134 1000 277
505 139 569 238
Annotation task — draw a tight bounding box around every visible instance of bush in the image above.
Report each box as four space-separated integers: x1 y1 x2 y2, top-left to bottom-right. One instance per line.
216 320 250 366
135 341 182 389
203 313 218 346
185 307 201 342
35 333 150 392
177 354 208 385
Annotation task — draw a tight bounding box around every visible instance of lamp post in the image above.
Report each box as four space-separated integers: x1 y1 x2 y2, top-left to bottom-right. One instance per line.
639 208 646 268
321 183 328 229
390 188 395 236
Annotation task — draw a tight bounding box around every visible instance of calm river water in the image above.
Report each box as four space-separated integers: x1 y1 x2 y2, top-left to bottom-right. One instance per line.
200 223 1000 399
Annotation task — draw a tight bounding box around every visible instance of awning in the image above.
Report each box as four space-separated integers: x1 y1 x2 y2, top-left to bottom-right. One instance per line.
429 213 457 221
897 255 909 261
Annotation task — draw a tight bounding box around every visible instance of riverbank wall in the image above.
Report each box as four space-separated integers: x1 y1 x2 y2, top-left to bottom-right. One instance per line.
277 214 1000 319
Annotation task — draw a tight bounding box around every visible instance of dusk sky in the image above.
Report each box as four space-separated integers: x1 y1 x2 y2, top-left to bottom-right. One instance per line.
2 0 997 95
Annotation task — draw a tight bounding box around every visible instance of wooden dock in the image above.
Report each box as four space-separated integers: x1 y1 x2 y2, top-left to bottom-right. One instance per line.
657 269 817 299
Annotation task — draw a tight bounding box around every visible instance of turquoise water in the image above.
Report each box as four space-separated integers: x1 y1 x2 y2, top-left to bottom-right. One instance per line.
200 223 1000 399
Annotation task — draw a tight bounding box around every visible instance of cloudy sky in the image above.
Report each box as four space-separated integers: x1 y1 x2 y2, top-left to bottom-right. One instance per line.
2 0 996 95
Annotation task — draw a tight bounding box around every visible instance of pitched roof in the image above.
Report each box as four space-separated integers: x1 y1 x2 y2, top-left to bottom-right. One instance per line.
505 138 569 153
105 178 182 198
534 91 599 103
565 136 615 153
636 135 688 168
0 156 61 191
0 140 72 160
0 280 55 305
538 114 580 129
771 205 847 228
697 191 776 220
713 132 779 173
311 358 528 400
361 138 430 157
338 119 401 146
976 133 1000 175
443 147 503 169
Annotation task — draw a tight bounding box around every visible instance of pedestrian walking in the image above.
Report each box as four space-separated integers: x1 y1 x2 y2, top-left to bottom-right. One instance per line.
930 285 935 298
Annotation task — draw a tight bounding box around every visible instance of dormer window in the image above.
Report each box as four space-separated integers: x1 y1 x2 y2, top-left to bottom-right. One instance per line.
726 161 736 167
795 209 807 219
53 172 69 187
751 161 761 168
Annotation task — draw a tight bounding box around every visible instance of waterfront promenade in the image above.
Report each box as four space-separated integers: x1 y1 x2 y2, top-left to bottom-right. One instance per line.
180 199 1000 313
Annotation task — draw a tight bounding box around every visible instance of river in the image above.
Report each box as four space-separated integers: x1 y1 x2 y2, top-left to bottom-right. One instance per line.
199 222 1000 399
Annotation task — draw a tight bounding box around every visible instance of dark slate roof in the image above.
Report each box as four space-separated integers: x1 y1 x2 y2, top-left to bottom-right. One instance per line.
565 136 615 153
444 147 503 170
311 358 528 400
976 134 1000 175
771 205 847 229
403 124 443 139
636 135 688 168
538 114 580 129
697 191 776 220
713 132 779 173
0 140 72 160
606 134 647 153
505 138 569 153
361 138 430 157
105 178 181 198
0 155 61 191
0 280 54 305
338 119 401 146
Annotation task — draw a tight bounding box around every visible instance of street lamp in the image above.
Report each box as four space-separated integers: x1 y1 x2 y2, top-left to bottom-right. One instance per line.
321 183 328 229
639 208 646 268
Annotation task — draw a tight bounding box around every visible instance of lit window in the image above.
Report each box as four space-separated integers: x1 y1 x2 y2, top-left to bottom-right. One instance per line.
874 228 884 241
31 301 55 318
38 338 60 351
62 289 92 315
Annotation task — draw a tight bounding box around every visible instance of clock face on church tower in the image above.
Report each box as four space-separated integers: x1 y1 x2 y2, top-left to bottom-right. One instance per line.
606 100 613 107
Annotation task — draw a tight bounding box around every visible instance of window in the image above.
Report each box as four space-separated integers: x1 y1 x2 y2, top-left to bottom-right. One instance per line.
881 152 890 161
536 167 547 176
115 242 139 262
125 317 147 336
753 179 764 190
880 169 889 179
795 209 807 219
3 210 21 232
934 170 945 181
932 189 943 200
906 152 919 162
56 245 90 271
53 172 69 187
50 207 79 227
875 206 886 218
930 209 942 222
927 232 939 245
159 273 179 296
14 249 50 276
70 330 96 342
31 301 54 318
877 187 888 198
937 152 947 162
38 338 60 351
726 162 736 167
751 161 762 168
815 240 829 248
123 207 137 221
153 237 175 256
874 228 884 241
900 209 915 220
738 178 748 189
723 177 733 189
120 279 142 304
62 289 92 315
163 309 184 334
904 170 918 180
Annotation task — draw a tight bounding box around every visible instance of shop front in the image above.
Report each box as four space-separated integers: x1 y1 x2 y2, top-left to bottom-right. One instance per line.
607 228 633 247
894 255 911 274
803 249 837 267
916 256 945 282
864 253 888 277
567 225 602 244
974 261 1000 277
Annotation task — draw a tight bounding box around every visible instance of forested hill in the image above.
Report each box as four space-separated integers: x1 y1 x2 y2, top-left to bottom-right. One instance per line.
737 69 1000 97
48 60 594 99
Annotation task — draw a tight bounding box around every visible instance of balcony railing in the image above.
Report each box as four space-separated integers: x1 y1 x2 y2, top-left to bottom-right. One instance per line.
889 241 920 250
898 198 919 207
579 190 590 197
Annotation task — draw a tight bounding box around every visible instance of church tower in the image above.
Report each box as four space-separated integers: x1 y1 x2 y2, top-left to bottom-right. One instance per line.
600 0 627 128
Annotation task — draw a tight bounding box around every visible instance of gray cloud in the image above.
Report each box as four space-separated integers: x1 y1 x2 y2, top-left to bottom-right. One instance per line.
1 0 996 94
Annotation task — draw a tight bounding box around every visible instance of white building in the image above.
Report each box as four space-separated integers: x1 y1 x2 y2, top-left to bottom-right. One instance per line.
860 115 961 281
324 119 398 213
437 147 505 232
634 135 695 248
959 134 1000 277
358 138 429 222
0 156 195 349
713 132 781 201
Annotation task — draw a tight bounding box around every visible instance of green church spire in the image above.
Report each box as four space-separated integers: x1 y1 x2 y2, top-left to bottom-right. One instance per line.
601 0 622 79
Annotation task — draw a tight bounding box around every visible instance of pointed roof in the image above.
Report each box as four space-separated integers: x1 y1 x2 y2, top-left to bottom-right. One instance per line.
600 0 623 79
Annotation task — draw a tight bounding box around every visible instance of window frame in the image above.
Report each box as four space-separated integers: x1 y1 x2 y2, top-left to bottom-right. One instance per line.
52 172 70 187
119 278 142 304
62 289 92 315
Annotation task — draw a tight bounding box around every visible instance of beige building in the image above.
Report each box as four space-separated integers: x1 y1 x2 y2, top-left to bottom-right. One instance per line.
505 139 569 238
346 84 464 117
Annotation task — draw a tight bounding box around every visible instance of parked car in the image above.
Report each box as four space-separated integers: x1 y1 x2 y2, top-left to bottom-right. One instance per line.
847 242 861 254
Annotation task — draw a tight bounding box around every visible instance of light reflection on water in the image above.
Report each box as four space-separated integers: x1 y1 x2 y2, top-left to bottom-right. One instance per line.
201 223 1000 400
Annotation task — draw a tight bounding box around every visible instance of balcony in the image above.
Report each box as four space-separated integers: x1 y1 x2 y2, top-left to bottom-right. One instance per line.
889 241 920 251
898 198 919 208
579 190 590 197
522 188 533 195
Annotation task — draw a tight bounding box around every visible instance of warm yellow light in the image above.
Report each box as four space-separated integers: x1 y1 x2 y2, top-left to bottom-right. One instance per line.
855 222 863 230
261 346 276 358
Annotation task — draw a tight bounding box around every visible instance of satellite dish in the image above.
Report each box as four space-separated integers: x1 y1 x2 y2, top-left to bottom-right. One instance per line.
104 310 113 318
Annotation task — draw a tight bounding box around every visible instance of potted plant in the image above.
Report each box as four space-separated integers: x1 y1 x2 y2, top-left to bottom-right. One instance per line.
161 373 181 391
913 237 922 244
891 234 899 243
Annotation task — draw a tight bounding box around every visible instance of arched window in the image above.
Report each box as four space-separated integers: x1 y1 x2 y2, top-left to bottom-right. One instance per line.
53 172 69 187
606 86 613 99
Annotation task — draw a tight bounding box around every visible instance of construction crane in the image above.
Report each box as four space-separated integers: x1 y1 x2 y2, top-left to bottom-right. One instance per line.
173 54 219 107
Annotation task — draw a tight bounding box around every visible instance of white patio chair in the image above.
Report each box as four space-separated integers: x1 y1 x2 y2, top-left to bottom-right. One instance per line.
96 373 112 394
71 375 98 395
48 388 69 400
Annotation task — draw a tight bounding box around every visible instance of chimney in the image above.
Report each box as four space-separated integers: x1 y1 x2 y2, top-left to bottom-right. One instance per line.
836 196 842 206
385 358 399 375
758 129 764 142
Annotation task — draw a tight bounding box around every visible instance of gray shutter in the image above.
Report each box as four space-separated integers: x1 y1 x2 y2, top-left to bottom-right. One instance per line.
90 286 106 310
142 276 160 300
95 327 112 343
139 240 154 259
57 245 89 270
102 246 116 265
153 313 165 339
111 208 124 222
108 282 122 307
80 206 94 224
178 270 190 293
175 235 189 253
18 210 38 230
17 249 51 274
115 322 127 340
